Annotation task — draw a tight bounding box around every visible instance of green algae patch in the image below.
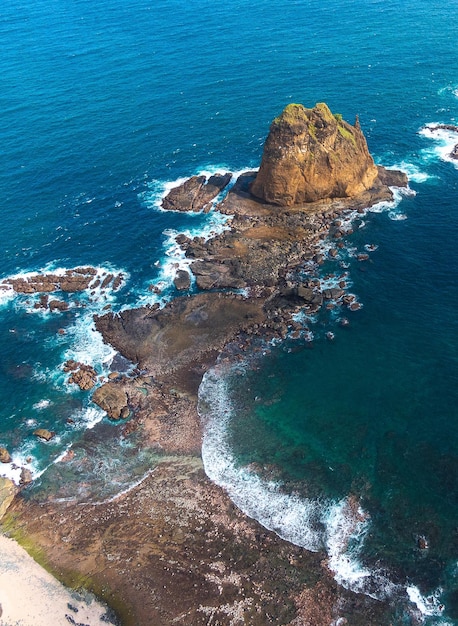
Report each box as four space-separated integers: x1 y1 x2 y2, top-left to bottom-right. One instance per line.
337 123 357 146
273 103 306 124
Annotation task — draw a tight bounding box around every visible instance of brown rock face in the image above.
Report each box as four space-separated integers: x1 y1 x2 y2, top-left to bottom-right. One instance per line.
250 102 379 206
92 383 128 420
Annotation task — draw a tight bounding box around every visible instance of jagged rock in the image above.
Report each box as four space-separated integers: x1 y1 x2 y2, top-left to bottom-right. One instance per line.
0 447 11 463
49 299 69 312
162 173 231 212
92 383 128 420
173 269 191 291
2 268 98 294
296 286 315 302
323 288 344 300
68 365 97 390
33 428 55 442
194 173 232 211
250 103 379 206
19 468 33 485
377 165 409 187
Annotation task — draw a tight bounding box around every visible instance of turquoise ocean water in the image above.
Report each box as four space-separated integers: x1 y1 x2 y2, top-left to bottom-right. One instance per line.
1 0 458 622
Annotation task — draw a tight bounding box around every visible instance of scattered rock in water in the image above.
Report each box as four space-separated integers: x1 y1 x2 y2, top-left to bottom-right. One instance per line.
162 173 232 212
33 428 55 442
417 536 429 550
0 447 11 463
64 361 98 391
19 468 33 485
48 299 69 312
357 253 370 261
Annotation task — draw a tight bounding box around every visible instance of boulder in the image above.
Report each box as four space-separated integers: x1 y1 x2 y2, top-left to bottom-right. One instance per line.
68 365 97 391
173 269 191 291
162 173 232 213
33 428 55 442
250 103 379 206
92 383 128 420
19 468 33 485
0 447 11 463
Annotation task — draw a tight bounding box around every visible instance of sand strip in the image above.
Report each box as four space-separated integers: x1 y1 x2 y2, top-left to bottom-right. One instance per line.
0 534 116 626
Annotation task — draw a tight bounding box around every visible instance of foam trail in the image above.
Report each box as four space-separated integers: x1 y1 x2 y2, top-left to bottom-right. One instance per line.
199 364 399 601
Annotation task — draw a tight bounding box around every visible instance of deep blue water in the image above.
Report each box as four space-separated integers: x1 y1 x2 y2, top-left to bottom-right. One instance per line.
1 0 458 622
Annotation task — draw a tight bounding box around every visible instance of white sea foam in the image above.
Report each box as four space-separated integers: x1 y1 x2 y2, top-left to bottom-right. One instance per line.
392 160 432 183
199 364 398 600
32 399 51 410
136 168 255 302
407 585 447 620
420 123 458 168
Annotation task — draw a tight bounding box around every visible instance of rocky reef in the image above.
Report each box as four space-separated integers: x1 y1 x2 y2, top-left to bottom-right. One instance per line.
1 104 410 626
250 102 380 205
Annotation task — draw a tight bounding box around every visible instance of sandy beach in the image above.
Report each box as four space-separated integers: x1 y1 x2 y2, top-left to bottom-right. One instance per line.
0 534 116 626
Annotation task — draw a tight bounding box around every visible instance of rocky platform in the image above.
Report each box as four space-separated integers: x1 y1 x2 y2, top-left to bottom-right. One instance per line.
1 104 408 625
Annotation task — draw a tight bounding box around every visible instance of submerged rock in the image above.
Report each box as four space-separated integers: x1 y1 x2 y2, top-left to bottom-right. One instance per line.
250 102 380 206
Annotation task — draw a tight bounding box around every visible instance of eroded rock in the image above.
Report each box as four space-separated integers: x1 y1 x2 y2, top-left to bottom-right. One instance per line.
250 103 379 206
92 383 128 420
33 428 55 442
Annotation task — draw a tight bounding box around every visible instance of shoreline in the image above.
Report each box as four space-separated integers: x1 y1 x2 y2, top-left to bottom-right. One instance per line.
0 119 410 623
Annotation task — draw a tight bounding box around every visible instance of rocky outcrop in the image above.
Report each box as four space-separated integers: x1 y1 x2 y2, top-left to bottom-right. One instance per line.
0 477 16 519
64 360 98 391
162 173 232 212
0 447 11 463
33 428 55 442
250 103 380 206
173 269 191 291
91 383 128 420
1 267 124 295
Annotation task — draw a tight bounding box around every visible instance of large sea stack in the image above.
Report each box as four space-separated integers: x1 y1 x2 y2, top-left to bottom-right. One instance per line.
250 102 380 206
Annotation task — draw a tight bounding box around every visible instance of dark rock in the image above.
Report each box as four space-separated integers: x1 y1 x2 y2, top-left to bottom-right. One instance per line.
162 173 231 213
19 468 33 485
173 269 191 291
297 286 315 302
376 166 409 187
451 144 458 160
49 299 69 312
162 175 206 212
323 288 344 300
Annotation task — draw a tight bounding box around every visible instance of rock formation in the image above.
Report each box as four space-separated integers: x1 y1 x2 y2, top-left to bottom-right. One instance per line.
250 102 380 206
161 172 232 212
91 383 129 420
